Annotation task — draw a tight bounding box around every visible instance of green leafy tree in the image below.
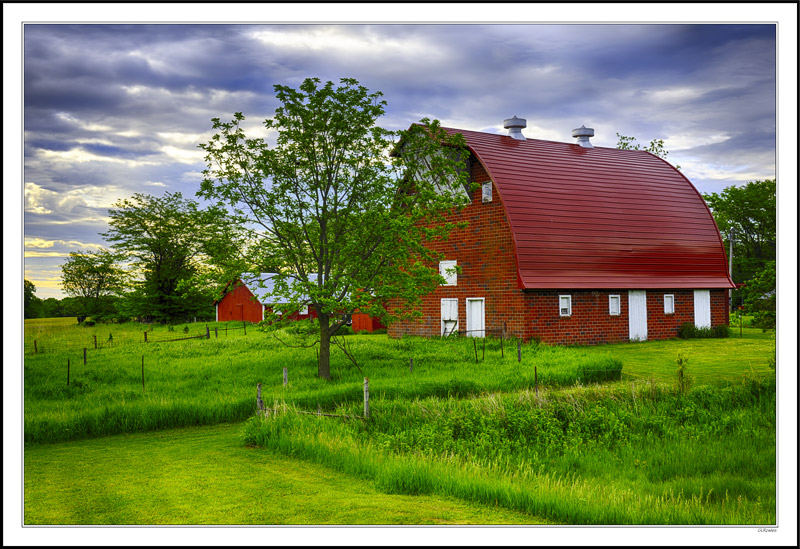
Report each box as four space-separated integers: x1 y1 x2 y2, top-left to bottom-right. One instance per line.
39 298 65 318
101 192 239 323
702 179 776 284
743 260 775 329
199 77 471 379
703 179 776 319
60 248 127 318
24 279 42 319
616 133 680 170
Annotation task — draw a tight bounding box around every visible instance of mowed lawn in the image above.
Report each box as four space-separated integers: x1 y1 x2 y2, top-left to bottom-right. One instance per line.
23 421 551 525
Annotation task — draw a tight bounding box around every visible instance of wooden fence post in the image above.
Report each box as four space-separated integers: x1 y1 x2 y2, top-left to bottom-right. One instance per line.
243 322 246 335
34 340 38 354
283 367 288 387
141 356 145 393
473 339 478 363
363 377 370 419
206 326 210 339
94 335 97 349
518 339 521 363
257 383 263 412
83 347 87 365
410 358 413 373
215 327 218 339
144 331 148 343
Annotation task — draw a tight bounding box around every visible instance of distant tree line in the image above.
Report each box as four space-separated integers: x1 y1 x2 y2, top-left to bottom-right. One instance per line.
26 191 248 324
703 179 776 328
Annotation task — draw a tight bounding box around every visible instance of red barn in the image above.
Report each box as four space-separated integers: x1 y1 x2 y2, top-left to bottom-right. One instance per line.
388 117 735 345
214 273 316 323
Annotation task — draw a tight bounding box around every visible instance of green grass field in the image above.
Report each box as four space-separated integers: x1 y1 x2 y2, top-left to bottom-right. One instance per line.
23 422 548 525
23 317 777 525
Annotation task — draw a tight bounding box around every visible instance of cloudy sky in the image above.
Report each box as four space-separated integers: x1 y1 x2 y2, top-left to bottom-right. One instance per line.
9 5 793 300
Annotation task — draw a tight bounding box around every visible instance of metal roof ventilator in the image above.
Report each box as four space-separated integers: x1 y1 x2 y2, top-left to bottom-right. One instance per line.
503 115 527 140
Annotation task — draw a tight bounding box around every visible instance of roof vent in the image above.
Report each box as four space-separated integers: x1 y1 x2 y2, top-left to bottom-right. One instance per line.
503 115 527 140
572 125 595 148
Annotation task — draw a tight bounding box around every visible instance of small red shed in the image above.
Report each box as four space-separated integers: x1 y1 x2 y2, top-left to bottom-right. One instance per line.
352 312 386 333
213 273 316 323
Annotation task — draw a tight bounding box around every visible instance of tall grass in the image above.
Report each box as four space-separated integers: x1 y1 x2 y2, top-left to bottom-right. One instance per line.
243 379 776 524
24 325 622 443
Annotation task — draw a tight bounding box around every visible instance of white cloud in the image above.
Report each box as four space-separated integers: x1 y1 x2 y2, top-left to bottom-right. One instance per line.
55 112 113 132
24 182 127 215
160 145 205 164
24 237 104 250
249 27 446 62
37 148 159 167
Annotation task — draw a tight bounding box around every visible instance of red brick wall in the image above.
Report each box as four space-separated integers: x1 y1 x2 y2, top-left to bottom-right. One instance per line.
387 160 530 339
386 156 730 346
525 289 729 346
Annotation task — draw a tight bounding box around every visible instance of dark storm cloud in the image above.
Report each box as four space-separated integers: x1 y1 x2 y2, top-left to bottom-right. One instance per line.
21 23 777 297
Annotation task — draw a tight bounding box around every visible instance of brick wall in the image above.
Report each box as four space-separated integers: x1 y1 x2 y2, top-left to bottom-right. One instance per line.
388 160 530 339
524 289 729 346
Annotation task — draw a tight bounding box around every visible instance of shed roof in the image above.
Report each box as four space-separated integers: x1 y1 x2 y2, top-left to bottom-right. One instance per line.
241 273 312 304
445 127 735 289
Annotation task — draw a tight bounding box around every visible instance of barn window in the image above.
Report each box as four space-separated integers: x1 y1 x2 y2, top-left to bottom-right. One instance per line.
418 153 471 203
609 295 621 316
439 260 457 286
559 295 572 317
481 181 492 203
664 294 675 315
299 305 308 315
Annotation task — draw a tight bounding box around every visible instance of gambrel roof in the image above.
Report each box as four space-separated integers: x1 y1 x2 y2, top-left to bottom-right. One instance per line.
445 127 736 290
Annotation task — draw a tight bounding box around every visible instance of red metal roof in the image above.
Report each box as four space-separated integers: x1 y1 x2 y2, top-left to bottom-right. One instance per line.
445 127 735 290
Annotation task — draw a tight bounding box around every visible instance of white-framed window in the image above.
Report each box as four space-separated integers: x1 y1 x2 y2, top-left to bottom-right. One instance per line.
559 295 572 317
664 294 675 315
481 181 493 203
439 260 457 286
421 154 471 203
609 294 621 316
298 305 309 316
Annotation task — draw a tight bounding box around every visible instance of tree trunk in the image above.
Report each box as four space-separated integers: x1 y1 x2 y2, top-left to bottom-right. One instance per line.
318 312 332 380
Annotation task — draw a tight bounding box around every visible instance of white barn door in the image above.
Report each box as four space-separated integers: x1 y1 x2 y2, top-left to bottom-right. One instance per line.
694 290 711 328
466 298 485 338
628 290 648 341
441 298 459 336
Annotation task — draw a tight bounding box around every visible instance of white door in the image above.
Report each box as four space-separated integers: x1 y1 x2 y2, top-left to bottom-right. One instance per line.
441 298 459 336
628 290 648 341
466 298 485 338
694 290 711 328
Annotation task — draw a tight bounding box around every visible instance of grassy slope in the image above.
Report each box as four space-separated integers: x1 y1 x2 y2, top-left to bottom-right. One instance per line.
23 421 550 525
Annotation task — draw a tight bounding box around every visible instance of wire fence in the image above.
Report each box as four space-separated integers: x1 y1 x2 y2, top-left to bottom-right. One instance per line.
24 321 254 356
